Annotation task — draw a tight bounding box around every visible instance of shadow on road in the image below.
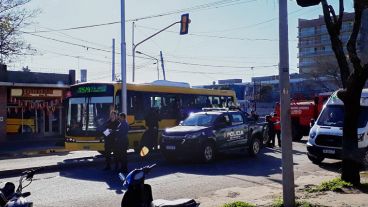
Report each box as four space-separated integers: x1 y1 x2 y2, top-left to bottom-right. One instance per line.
58 148 283 193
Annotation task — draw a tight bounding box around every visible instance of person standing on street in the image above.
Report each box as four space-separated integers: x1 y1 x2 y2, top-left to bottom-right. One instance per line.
271 113 281 147
143 107 161 150
266 115 276 148
114 112 129 174
102 111 119 170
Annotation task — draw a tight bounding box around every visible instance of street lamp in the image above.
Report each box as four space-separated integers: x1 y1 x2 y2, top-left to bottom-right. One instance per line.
136 51 160 80
131 14 190 82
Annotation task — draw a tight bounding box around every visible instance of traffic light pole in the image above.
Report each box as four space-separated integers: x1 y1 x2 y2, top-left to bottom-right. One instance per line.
132 21 180 82
120 0 127 114
279 0 295 206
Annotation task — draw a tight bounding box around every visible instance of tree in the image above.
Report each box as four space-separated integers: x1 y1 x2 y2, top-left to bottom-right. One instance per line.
297 0 368 185
307 57 343 90
0 0 38 64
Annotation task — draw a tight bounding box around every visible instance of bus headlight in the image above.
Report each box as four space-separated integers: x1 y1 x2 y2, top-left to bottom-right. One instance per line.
66 138 76 142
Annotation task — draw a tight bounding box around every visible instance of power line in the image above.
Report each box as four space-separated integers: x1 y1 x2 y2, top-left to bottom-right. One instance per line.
166 60 278 69
136 25 281 42
25 32 281 70
24 0 256 33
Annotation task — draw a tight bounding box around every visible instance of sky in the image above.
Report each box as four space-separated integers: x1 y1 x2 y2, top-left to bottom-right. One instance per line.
8 0 354 86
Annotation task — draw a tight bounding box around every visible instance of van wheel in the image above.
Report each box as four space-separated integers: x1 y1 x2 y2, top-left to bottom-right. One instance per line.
308 154 324 164
201 142 215 163
292 122 303 141
249 137 261 157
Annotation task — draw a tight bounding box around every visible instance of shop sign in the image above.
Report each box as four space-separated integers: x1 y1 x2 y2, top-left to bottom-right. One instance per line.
11 88 63 98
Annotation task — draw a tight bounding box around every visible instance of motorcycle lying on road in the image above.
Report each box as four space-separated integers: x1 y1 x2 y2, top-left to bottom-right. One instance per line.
0 168 42 207
120 147 199 207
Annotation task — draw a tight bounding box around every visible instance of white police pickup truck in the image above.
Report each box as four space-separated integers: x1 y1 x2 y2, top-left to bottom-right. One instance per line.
307 90 368 167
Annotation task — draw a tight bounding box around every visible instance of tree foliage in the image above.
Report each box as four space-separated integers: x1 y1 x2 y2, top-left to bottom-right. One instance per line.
0 0 38 64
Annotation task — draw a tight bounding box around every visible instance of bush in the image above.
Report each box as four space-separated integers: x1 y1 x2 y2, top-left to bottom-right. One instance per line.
222 201 256 207
306 178 353 193
272 197 317 207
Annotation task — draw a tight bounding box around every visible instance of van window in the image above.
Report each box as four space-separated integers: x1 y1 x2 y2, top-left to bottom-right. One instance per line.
317 105 368 128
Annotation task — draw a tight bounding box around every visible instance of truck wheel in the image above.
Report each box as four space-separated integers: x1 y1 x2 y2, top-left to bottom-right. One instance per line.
249 137 261 157
292 123 303 141
262 125 270 147
200 142 215 163
308 154 324 164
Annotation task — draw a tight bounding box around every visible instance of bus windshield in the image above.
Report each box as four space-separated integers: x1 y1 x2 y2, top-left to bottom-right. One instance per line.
317 105 368 128
67 96 113 136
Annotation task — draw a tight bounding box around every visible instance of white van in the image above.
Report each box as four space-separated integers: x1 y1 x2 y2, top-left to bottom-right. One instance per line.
307 89 368 167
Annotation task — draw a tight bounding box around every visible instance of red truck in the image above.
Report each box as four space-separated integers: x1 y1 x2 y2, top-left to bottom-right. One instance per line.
274 92 332 141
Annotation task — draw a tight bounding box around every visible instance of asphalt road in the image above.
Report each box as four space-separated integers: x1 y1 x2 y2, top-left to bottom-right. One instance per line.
0 138 341 207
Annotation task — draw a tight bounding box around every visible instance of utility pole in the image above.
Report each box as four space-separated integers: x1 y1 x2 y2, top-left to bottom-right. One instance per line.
132 21 135 82
279 0 295 206
120 0 127 114
112 38 115 81
160 51 166 80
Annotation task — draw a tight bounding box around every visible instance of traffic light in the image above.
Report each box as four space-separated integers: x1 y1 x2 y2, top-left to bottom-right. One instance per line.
296 0 321 7
180 13 190 35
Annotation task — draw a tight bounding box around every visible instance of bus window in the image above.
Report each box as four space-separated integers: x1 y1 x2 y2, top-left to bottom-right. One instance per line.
195 95 211 108
161 95 180 119
212 96 220 107
150 96 162 109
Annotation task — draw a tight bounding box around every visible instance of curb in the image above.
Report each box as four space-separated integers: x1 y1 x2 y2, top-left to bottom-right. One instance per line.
0 147 69 159
0 151 162 178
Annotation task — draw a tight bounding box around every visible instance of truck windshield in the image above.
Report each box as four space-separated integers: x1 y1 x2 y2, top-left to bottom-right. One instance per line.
182 114 217 126
67 96 113 136
317 105 368 128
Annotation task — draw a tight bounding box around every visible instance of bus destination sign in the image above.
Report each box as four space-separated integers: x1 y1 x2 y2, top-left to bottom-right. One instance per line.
77 85 107 94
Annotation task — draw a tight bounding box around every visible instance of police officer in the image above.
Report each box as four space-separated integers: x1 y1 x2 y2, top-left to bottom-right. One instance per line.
103 111 119 170
114 112 129 174
143 107 160 150
266 115 276 148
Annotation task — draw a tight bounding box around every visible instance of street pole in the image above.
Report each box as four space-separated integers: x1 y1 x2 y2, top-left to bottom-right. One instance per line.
160 51 166 80
132 21 135 82
120 0 127 114
112 38 115 81
279 0 295 206
156 59 159 80
132 22 180 82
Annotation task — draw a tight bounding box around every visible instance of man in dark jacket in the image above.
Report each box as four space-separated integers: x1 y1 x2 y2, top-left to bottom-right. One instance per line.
266 115 276 148
114 112 129 174
103 111 119 170
143 108 160 150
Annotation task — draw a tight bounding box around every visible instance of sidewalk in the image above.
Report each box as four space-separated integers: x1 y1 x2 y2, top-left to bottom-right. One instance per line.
0 136 65 158
0 150 161 178
197 170 368 207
